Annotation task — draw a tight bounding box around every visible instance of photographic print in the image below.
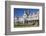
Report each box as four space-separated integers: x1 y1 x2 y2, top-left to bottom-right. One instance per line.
5 1 45 35
11 5 42 32
14 8 39 28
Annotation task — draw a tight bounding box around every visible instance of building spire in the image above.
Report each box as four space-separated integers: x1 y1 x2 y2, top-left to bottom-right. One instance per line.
24 10 25 14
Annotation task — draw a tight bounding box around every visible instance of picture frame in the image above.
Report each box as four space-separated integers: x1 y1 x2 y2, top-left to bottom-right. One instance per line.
5 1 45 35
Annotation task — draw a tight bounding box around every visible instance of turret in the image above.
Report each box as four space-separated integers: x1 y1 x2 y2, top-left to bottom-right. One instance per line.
23 10 27 18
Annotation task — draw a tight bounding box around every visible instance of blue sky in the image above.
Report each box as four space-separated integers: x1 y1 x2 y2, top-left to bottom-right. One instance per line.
14 8 39 17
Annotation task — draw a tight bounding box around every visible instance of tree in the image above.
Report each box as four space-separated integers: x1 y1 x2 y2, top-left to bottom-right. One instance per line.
25 9 30 24
26 9 29 18
17 16 19 23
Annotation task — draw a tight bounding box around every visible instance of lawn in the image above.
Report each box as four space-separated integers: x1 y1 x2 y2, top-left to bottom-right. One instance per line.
14 20 39 28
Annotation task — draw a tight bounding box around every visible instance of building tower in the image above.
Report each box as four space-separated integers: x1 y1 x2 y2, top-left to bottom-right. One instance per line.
23 10 27 18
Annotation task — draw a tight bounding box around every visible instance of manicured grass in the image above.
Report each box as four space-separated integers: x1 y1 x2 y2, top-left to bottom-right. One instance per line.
14 20 39 28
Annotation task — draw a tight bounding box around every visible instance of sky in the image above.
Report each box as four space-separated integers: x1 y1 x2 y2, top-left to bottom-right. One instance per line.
14 8 39 17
